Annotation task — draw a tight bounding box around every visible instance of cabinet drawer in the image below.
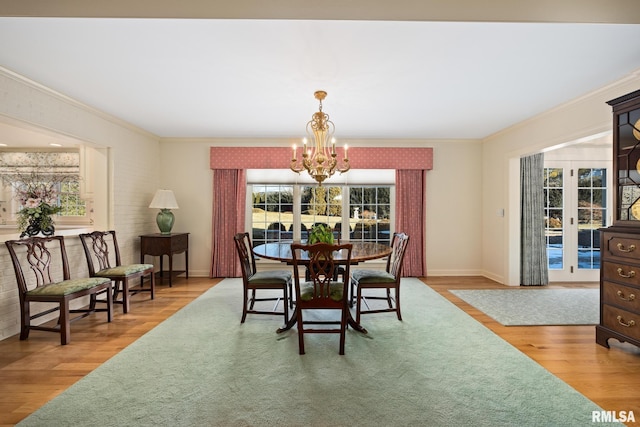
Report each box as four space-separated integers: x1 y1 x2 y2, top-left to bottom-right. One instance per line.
602 304 640 342
170 233 189 251
602 262 640 286
602 281 640 313
603 235 640 261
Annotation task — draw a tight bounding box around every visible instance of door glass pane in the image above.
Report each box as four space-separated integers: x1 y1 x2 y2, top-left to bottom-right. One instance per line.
577 168 606 269
544 168 564 269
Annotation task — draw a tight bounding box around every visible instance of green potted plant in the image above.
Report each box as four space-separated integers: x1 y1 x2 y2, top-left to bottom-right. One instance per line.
308 223 334 244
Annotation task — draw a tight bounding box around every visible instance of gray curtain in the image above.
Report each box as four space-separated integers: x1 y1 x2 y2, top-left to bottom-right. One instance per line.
520 153 549 286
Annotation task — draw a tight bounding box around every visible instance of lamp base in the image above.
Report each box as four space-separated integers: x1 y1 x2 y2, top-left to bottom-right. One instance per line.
156 209 175 234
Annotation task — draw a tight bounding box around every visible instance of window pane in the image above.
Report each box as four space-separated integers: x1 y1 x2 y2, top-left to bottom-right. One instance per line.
251 185 294 246
349 186 391 245
301 186 342 240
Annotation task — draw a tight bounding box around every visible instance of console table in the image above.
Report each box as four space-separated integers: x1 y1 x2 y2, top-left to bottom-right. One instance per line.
140 233 189 287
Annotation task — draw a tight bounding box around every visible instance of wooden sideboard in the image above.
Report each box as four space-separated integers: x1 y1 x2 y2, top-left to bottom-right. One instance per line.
140 233 189 287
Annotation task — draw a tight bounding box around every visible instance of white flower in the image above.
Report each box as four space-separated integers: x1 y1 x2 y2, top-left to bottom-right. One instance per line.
24 198 42 208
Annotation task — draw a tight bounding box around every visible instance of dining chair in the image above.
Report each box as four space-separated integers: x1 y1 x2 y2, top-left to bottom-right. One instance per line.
350 232 410 323
291 242 353 355
234 232 292 323
79 230 155 314
5 235 113 345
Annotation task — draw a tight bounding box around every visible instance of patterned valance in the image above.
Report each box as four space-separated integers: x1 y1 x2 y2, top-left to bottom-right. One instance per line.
210 147 433 170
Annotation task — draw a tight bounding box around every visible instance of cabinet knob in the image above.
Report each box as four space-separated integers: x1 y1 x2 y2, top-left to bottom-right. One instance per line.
616 290 636 302
616 267 636 278
616 243 636 253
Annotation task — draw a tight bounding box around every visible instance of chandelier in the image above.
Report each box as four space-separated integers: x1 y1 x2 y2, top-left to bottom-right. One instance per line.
290 90 350 185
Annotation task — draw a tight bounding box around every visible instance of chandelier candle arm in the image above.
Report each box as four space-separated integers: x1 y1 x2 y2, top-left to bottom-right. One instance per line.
289 90 351 185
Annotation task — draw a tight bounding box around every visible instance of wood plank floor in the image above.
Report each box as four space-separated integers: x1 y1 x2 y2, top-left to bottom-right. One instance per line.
0 276 639 426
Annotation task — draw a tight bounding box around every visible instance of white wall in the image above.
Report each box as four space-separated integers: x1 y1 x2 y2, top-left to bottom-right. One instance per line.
0 68 161 341
482 70 640 285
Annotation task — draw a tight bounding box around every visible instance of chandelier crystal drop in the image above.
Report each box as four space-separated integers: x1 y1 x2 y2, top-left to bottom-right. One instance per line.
290 90 350 185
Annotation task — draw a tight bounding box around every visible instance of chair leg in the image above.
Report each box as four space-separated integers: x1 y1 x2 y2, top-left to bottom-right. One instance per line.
241 288 249 323
60 301 70 345
395 285 402 321
356 286 363 324
283 285 289 322
249 289 257 310
349 279 355 308
297 309 305 355
121 279 130 313
106 284 113 322
149 271 155 300
339 310 347 355
20 301 30 341
386 288 393 308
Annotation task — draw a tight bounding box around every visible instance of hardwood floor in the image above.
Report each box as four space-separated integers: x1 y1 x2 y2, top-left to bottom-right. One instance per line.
0 276 639 426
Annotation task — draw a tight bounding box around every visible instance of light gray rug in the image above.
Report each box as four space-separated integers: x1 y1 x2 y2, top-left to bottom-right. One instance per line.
449 288 599 326
18 279 618 427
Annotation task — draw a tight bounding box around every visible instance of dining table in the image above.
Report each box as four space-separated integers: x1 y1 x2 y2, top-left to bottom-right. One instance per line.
252 241 392 334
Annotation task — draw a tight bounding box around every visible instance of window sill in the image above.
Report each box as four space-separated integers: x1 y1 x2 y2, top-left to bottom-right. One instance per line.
0 225 94 241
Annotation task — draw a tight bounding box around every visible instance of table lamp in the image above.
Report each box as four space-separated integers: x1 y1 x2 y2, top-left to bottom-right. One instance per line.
149 189 179 234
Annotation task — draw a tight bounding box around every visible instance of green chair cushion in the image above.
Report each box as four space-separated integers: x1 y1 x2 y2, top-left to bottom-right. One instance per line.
97 264 154 277
352 269 396 284
27 277 111 296
249 270 292 284
299 282 344 302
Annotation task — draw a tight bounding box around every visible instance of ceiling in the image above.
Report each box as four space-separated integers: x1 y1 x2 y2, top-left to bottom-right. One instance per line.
1 1 640 145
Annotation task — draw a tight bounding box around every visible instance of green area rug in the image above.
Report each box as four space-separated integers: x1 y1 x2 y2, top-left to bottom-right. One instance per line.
18 279 618 427
449 288 599 326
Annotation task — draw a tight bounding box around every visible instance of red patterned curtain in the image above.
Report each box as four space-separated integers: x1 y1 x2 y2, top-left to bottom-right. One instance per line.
396 169 427 276
210 169 246 278
210 147 432 277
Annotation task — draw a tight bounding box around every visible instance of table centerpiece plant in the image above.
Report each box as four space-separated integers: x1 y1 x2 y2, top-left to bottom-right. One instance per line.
308 223 335 244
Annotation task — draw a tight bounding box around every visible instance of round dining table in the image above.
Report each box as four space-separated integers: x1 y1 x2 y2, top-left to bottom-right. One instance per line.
252 241 392 334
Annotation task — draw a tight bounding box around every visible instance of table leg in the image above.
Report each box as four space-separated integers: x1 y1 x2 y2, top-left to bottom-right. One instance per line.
185 249 189 279
168 253 173 287
277 310 297 333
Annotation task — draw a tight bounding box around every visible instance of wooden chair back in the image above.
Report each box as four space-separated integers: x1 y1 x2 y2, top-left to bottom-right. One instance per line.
234 232 257 281
387 232 410 279
6 235 71 298
79 230 123 276
290 242 353 354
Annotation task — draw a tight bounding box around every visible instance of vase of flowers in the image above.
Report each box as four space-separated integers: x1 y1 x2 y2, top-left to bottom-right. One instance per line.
16 183 63 238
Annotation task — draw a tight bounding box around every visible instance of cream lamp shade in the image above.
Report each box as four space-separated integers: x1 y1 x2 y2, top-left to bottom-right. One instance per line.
149 190 179 234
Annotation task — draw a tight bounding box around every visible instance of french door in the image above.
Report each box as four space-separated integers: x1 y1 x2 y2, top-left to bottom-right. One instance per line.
545 161 610 282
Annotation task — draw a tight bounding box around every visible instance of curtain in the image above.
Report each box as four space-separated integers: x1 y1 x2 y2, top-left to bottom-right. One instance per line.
520 153 548 286
396 169 427 277
210 169 246 278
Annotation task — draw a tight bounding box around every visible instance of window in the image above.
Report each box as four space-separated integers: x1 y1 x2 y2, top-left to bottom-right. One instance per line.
0 150 90 226
57 180 87 217
249 183 394 248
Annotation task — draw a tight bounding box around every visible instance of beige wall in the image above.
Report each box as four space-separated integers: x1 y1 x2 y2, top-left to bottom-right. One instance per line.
481 70 640 285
